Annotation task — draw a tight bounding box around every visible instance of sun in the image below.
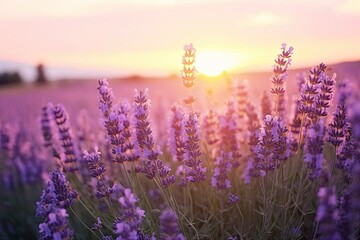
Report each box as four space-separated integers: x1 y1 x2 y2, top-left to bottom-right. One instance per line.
196 51 240 77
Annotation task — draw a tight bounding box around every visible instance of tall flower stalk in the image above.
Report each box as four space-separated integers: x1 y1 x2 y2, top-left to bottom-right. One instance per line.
52 104 78 173
271 43 293 119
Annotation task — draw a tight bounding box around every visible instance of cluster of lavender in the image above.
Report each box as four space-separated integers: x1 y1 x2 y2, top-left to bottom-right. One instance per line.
159 208 185 240
252 116 290 175
298 63 336 180
36 171 76 240
112 188 145 239
134 89 176 188
97 79 139 165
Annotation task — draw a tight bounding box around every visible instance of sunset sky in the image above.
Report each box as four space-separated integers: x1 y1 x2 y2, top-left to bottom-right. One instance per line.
1 0 360 78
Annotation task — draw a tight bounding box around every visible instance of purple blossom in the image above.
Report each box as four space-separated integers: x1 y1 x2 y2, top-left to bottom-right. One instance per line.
50 170 78 208
36 181 57 217
328 102 348 148
256 115 289 174
36 176 73 240
260 91 272 121
202 109 219 146
159 208 185 240
218 99 241 167
52 104 78 172
182 113 206 183
298 63 327 121
92 217 103 231
271 43 293 118
133 89 175 187
113 188 145 240
39 208 73 240
84 146 106 179
316 186 341 240
233 79 249 123
229 193 239 204
168 104 185 162
304 120 325 181
212 151 232 190
40 103 54 150
98 78 115 119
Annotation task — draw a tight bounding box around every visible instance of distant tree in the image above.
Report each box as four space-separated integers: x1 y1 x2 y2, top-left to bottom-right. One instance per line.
0 71 23 86
35 63 48 84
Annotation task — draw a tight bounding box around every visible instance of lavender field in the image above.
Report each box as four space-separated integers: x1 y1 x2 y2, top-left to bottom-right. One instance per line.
1 44 360 240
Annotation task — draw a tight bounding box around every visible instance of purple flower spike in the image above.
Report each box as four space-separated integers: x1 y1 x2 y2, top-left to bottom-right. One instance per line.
168 104 185 162
52 104 78 172
50 170 78 209
159 208 185 240
84 146 106 179
183 113 206 183
271 43 293 119
304 120 325 181
113 188 145 240
256 115 290 174
202 109 219 146
134 89 175 187
212 151 232 190
229 193 240 204
39 208 73 240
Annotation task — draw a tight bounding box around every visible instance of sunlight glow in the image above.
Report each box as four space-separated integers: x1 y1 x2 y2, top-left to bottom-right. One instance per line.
196 51 241 77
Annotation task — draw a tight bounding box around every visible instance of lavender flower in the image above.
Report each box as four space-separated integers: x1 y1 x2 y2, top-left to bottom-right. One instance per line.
182 113 206 183
298 63 327 121
134 89 175 187
40 103 54 150
36 181 57 217
316 186 341 240
304 120 325 180
202 109 219 146
39 208 73 240
159 208 185 240
52 104 78 172
98 78 115 119
113 188 145 239
50 170 78 208
181 44 197 89
328 102 347 148
260 91 272 120
256 115 289 174
36 176 73 240
218 99 241 167
92 217 103 231
212 151 232 190
181 44 197 105
84 146 106 179
271 43 293 118
233 79 249 126
168 104 185 162
314 73 336 118
229 193 240 204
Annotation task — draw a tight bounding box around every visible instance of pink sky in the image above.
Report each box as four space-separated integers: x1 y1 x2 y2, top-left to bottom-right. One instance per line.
1 0 360 76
